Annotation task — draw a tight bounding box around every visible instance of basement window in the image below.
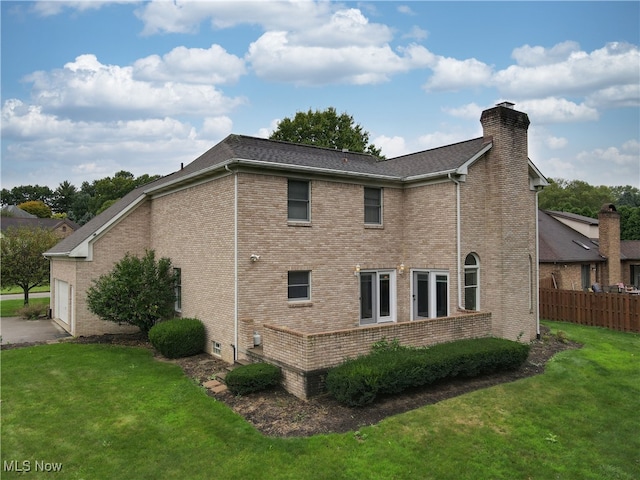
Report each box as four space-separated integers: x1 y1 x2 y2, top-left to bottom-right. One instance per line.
212 341 221 357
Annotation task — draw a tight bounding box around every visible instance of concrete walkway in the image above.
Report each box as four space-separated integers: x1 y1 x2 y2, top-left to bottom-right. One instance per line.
1 293 71 345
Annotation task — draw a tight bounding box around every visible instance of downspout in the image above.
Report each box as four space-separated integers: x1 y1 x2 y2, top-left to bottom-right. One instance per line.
225 164 239 361
535 189 541 340
448 173 464 310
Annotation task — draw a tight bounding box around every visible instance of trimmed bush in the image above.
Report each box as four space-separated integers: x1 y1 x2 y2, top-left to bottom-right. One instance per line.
225 363 281 396
326 337 530 407
148 318 205 359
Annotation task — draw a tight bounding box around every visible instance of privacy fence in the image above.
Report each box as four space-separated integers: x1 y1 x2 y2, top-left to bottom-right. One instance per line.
539 288 640 333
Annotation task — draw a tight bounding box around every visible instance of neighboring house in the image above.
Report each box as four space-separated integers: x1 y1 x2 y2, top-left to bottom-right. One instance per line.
45 103 547 399
539 206 640 290
1 205 38 218
1 216 79 239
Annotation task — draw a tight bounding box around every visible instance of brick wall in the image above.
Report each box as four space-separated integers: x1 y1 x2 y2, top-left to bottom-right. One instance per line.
50 200 151 336
236 173 407 354
150 174 236 363
260 311 492 399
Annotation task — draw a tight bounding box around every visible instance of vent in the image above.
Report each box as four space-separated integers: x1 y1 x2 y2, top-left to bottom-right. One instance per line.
572 239 591 250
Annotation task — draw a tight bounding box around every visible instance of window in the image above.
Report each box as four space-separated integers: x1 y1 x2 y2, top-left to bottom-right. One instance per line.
173 268 182 312
412 270 449 319
288 271 310 300
360 270 396 324
364 187 382 224
212 341 221 356
581 264 591 291
464 254 479 311
631 265 640 288
288 180 310 221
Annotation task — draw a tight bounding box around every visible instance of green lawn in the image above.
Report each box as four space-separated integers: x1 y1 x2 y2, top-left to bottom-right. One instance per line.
0 297 50 317
1 285 50 295
1 322 638 479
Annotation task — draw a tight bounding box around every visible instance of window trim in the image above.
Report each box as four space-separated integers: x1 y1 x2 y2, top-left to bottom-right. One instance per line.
411 269 450 319
364 187 383 225
287 179 311 222
173 267 182 313
359 269 396 325
464 253 480 311
288 270 311 301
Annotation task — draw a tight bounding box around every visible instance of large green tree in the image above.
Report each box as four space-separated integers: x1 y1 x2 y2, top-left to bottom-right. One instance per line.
270 107 383 157
86 250 176 334
0 226 59 304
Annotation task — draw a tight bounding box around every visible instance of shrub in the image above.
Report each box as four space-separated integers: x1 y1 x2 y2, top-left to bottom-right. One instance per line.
17 303 48 320
225 363 281 396
148 318 205 359
326 337 530 407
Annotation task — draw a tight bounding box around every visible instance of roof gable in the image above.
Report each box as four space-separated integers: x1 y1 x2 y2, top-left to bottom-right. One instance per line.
538 210 604 263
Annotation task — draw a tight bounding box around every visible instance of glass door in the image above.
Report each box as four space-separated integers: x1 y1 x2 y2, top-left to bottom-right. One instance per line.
360 271 395 325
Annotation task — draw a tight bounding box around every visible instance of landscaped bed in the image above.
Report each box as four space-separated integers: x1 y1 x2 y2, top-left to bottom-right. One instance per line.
2 324 580 437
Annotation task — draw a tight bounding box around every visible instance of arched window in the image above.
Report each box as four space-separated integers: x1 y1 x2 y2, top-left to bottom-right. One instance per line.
464 253 480 310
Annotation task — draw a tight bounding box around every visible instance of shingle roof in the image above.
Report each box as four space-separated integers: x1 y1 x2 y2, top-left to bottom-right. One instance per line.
538 210 604 263
621 240 640 260
46 134 494 256
544 210 598 226
1 217 79 232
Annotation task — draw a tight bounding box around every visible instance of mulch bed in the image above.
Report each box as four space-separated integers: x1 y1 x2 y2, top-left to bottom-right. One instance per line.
2 325 580 438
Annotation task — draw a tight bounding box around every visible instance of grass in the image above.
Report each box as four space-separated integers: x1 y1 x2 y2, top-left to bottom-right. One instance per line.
1 321 638 479
0 297 50 317
1 285 50 295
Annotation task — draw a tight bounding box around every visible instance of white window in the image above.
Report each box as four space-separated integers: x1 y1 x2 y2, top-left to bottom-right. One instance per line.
288 180 310 221
288 271 311 301
364 187 382 225
412 270 449 319
174 268 182 312
212 341 221 356
464 254 479 311
360 270 396 325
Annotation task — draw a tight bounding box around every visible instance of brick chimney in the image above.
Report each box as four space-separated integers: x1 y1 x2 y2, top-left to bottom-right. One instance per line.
598 203 621 286
479 102 536 340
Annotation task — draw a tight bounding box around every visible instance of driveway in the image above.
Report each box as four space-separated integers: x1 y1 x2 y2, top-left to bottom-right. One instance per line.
1 293 71 345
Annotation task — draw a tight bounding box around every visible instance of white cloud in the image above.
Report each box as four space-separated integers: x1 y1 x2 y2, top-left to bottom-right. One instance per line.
31 1 128 17
402 25 428 41
423 57 493 91
397 5 416 16
24 54 246 120
495 42 640 99
444 103 485 120
518 98 599 124
573 141 640 186
511 41 581 67
247 32 433 86
136 0 334 35
374 135 409 158
133 44 246 85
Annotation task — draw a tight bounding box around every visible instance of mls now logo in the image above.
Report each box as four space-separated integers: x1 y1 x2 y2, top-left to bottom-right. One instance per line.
3 460 63 473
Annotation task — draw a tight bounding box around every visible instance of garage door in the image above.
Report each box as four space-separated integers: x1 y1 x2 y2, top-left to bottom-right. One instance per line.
55 279 70 324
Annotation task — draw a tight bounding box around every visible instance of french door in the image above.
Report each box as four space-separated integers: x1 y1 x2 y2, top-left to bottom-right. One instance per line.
360 270 395 325
412 270 449 319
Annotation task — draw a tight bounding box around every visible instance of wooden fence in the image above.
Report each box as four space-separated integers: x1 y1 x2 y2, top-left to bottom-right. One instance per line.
539 288 640 333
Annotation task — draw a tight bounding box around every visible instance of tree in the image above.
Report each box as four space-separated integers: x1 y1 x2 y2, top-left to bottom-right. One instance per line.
0 226 59 305
0 184 54 207
52 181 78 215
17 200 52 218
270 107 384 158
86 250 176 334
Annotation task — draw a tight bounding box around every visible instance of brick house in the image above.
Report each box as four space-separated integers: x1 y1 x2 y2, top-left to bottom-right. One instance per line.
540 206 640 291
1 216 79 239
45 103 547 398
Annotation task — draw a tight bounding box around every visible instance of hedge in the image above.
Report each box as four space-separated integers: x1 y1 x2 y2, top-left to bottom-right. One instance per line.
225 363 281 396
148 318 205 359
325 337 530 407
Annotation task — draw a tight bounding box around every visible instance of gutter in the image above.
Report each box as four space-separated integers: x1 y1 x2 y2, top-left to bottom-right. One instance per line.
535 190 542 339
448 172 464 310
225 164 239 362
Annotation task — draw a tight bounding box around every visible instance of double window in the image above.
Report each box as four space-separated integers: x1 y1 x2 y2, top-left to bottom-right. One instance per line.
288 180 310 221
364 187 382 225
288 271 311 301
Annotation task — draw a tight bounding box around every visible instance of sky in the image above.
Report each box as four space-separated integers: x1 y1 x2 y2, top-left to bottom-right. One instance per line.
1 1 639 192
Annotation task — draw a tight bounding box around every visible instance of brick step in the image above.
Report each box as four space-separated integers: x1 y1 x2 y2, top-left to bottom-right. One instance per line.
203 379 227 394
